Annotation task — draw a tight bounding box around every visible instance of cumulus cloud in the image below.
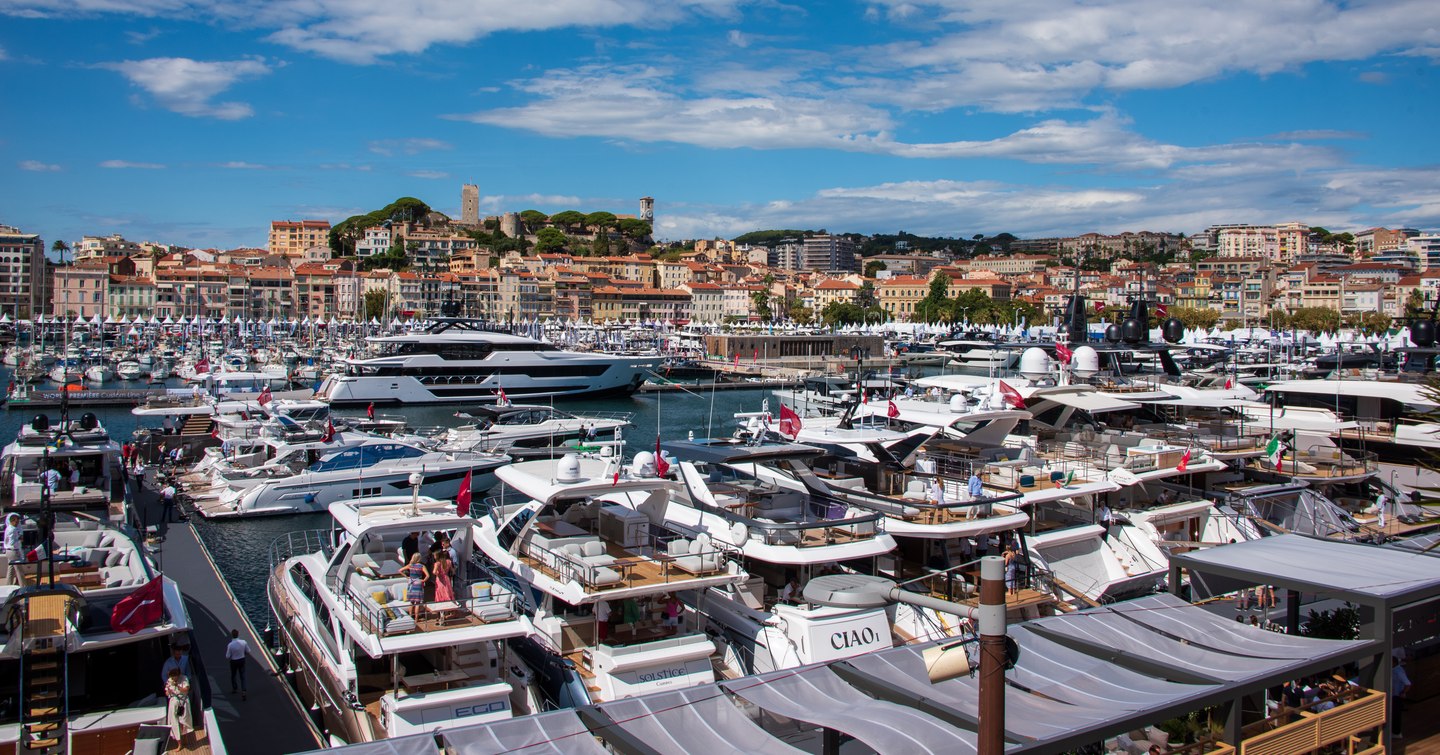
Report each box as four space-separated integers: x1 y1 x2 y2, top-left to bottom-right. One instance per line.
99 159 165 169
368 138 452 156
98 57 271 119
406 169 449 179
18 160 61 171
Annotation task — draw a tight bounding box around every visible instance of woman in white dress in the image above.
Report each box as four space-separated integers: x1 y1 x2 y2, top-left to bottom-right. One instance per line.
164 668 193 748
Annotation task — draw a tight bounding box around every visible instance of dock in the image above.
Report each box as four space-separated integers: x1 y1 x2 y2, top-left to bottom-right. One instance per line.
640 378 799 393
128 473 322 754
5 387 165 409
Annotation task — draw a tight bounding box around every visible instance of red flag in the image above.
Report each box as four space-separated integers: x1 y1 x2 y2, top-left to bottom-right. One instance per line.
322 419 335 443
733 353 740 369
257 385 272 406
496 387 509 406
779 404 802 438
1177 448 1191 473
887 399 900 418
1155 303 1168 318
752 347 758 364
861 391 868 405
998 381 1025 409
1054 342 1073 364
111 577 165 634
366 402 375 420
1224 377 1233 390
195 357 209 374
612 470 621 486
655 436 670 476
1094 301 1105 313
456 469 473 517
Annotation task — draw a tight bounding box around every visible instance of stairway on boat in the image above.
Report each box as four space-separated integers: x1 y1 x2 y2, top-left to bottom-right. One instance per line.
19 593 73 753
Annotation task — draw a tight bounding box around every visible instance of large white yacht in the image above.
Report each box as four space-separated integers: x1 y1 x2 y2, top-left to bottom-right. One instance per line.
268 496 538 744
0 412 124 520
316 320 658 406
187 435 507 519
477 455 748 708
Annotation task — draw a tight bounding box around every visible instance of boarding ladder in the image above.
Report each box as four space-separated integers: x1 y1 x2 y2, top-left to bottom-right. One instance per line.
18 591 76 752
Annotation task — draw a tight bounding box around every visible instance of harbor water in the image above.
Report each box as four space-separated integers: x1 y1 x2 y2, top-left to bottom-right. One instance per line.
0 374 778 629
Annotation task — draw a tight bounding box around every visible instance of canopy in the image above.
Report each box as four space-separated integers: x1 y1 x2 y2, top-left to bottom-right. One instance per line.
593 687 803 755
298 735 434 755
442 708 605 755
1030 388 1142 413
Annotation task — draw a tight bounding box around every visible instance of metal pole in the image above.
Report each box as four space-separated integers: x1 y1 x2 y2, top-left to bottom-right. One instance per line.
977 555 1006 755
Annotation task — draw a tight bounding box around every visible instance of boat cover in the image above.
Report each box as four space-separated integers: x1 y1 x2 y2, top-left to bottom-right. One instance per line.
442 708 607 755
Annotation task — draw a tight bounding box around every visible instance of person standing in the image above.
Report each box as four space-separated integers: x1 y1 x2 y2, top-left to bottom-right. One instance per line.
164 668 193 748
401 531 420 564
1393 653 1412 739
967 470 984 501
160 644 190 689
595 599 612 642
1376 490 1390 531
162 416 175 436
1098 502 1115 540
401 554 429 623
67 462 80 490
225 629 249 699
1003 545 1020 595
3 514 23 562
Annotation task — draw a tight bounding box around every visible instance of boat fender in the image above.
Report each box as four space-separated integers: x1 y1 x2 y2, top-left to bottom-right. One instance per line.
730 522 749 545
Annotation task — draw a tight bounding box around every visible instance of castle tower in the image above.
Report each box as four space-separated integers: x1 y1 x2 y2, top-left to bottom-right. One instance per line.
461 184 480 225
499 212 522 239
639 196 654 224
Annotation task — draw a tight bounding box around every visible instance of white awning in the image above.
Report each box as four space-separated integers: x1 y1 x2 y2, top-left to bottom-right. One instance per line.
1033 389 1141 413
442 708 605 755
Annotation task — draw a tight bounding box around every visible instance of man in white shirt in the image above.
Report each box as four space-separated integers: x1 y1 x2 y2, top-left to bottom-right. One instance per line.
1376 492 1390 530
595 600 612 642
2 514 23 561
225 629 248 699
160 484 177 523
41 467 61 493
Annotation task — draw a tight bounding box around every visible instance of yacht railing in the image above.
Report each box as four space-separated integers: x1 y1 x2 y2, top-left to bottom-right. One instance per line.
520 531 731 589
566 410 635 423
269 528 333 570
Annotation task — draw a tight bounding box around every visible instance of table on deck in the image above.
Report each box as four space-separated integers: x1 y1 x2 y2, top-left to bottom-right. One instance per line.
11 561 102 588
401 668 469 691
425 601 463 624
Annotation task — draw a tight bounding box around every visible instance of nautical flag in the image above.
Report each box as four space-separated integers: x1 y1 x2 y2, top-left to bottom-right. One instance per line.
1155 303 1168 318
733 353 740 369
1063 470 1075 486
861 391 868 405
998 380 1025 409
1177 448 1191 473
322 419 335 443
496 387 509 406
1054 342 1073 364
612 470 621 486
1265 435 1286 468
655 436 670 477
195 357 209 374
779 404 802 438
456 469 473 517
257 385 272 406
111 577 165 634
887 399 900 419
1094 302 1106 313
752 347 758 364
1224 377 1233 390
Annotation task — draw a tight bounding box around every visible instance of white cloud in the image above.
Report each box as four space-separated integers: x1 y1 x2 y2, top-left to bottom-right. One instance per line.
406 169 449 179
217 160 269 169
18 160 61 171
98 57 270 119
368 138 452 156
99 159 165 169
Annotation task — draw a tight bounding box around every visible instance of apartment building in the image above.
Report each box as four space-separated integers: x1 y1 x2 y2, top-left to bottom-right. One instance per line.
269 220 331 257
801 234 858 273
0 225 46 318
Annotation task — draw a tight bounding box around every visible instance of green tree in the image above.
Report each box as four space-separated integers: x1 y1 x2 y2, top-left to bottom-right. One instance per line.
752 291 772 321
584 211 617 233
822 302 866 326
549 210 586 233
50 239 69 261
1171 305 1221 330
855 281 878 309
788 303 814 324
519 209 549 228
864 260 888 278
364 290 388 320
1406 289 1428 318
617 218 652 240
534 227 567 254
1302 604 1360 640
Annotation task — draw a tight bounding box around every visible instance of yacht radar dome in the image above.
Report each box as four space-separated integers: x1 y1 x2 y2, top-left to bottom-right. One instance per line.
1019 347 1051 380
556 453 583 483
1071 345 1100 377
630 451 657 477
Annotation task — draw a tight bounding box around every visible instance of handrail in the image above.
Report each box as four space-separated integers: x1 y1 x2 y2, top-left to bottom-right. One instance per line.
269 529 333 571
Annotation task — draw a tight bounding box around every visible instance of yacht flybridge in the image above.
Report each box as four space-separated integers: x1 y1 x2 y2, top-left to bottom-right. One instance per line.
316 319 658 406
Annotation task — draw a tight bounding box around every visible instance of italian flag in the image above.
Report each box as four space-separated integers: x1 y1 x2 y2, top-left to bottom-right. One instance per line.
1264 435 1286 468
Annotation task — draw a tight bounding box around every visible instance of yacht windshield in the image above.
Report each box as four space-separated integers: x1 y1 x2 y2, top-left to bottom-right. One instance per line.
310 443 426 472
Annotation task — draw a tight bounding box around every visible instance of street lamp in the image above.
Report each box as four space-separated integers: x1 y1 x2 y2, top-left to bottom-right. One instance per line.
803 556 1009 755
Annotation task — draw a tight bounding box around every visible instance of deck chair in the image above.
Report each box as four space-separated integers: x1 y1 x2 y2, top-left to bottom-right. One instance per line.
129 724 171 755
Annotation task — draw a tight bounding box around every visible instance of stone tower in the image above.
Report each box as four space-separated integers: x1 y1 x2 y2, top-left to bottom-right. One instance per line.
639 196 654 224
499 212 522 239
461 184 480 225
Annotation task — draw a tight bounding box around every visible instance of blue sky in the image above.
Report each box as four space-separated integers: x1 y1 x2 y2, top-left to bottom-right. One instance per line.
2 0 1438 250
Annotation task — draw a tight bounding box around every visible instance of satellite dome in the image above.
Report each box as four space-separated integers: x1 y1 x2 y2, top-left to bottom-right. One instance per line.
1019 347 1051 380
949 393 967 412
556 454 583 483
1071 345 1100 377
631 451 657 478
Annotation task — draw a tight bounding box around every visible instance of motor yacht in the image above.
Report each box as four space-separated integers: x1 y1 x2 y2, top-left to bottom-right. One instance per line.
438 404 632 456
0 412 124 520
317 319 658 406
0 513 221 752
188 435 506 519
476 455 748 708
268 496 537 744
